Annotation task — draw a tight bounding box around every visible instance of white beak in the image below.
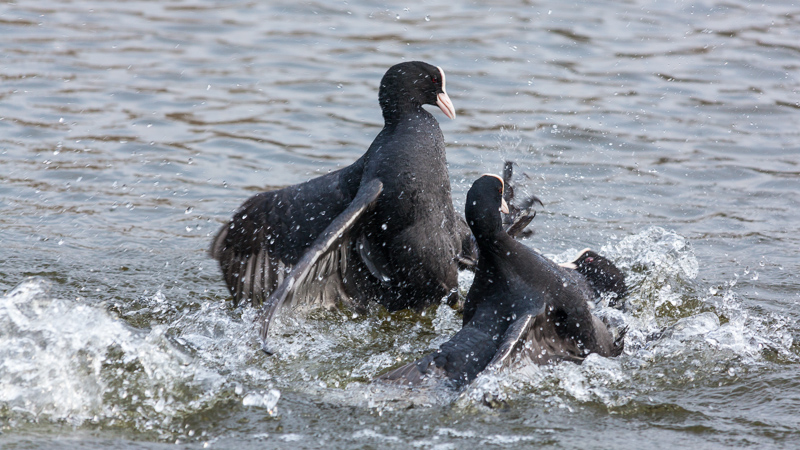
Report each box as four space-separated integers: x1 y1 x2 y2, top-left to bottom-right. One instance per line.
435 67 456 119
500 198 509 214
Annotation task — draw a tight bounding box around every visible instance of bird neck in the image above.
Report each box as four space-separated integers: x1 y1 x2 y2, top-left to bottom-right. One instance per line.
380 97 431 125
475 230 515 263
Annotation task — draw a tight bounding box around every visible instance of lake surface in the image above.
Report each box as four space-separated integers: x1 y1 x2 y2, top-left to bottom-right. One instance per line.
2 0 799 448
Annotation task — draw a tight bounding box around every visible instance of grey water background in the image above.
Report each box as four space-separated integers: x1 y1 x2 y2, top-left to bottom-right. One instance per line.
1 0 799 448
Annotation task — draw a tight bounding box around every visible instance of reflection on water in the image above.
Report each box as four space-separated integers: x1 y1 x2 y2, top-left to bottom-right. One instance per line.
2 0 799 448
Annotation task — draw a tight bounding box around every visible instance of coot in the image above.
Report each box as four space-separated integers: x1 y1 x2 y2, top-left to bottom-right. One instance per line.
210 61 474 349
379 174 625 388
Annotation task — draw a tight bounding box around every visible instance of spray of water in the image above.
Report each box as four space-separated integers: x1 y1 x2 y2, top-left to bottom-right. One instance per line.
1 227 795 439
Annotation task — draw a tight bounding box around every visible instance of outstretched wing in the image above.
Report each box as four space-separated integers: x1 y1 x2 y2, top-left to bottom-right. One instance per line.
210 166 361 307
502 161 542 238
258 179 383 353
485 313 536 371
377 326 498 389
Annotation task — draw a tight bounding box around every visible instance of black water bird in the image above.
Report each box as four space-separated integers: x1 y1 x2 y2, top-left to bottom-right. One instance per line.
210 61 476 349
379 174 625 389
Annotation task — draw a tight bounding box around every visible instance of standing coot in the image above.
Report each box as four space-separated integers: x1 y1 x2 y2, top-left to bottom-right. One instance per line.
210 62 476 349
379 174 625 388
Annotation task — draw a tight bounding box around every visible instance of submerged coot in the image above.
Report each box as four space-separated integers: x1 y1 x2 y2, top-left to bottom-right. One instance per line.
379 174 625 388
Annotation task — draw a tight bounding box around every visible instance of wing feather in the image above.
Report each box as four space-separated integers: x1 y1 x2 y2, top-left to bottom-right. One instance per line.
258 179 383 352
210 166 361 306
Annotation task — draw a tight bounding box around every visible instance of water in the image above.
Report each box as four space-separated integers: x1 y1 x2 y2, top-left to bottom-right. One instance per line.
2 0 799 448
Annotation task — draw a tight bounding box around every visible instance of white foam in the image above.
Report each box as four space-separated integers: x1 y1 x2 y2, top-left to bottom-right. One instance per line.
461 227 795 410
0 278 238 432
1 226 794 429
242 389 280 414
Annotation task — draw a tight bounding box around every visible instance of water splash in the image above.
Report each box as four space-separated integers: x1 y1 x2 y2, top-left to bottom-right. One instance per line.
463 227 795 410
0 278 243 439
242 389 280 415
1 227 795 434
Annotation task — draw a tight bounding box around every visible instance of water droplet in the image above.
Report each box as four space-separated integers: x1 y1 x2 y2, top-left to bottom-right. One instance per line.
425 15 430 21
185 206 193 214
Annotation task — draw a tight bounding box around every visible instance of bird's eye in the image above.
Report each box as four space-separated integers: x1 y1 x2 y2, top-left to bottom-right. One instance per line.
586 257 594 263
431 76 438 84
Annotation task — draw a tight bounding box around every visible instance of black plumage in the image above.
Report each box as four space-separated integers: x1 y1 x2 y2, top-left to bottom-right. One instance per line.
379 175 625 389
209 61 475 347
560 248 627 306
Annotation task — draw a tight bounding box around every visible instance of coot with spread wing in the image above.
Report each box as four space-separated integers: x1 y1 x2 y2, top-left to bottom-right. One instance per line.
379 174 625 388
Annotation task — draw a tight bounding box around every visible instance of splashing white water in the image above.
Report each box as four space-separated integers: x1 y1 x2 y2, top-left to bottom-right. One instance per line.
0 278 250 436
1 227 794 431
463 227 795 409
